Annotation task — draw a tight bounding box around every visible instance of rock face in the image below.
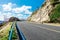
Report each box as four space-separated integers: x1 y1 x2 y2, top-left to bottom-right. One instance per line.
9 17 20 22
28 0 60 23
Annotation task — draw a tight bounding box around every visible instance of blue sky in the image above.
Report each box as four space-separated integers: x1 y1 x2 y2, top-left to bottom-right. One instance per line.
0 0 45 21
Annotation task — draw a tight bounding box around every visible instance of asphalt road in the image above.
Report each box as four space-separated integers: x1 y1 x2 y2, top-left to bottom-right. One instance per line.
17 21 60 40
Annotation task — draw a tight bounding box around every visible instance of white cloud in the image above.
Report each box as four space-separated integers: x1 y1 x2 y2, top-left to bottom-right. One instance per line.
17 14 23 17
0 12 4 21
6 13 12 18
0 3 32 21
12 5 32 14
24 10 32 14
2 3 12 11
2 3 16 11
0 15 4 21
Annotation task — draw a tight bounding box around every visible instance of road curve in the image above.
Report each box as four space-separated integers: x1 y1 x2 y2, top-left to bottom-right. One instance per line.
17 21 60 40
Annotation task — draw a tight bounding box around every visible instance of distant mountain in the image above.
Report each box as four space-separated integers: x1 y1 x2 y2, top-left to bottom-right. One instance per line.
9 17 20 22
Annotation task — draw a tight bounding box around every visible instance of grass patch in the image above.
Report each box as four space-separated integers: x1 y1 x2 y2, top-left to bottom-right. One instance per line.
0 22 18 40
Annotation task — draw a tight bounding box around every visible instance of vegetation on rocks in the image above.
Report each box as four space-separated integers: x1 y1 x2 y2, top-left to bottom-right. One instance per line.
50 0 59 4
50 4 60 23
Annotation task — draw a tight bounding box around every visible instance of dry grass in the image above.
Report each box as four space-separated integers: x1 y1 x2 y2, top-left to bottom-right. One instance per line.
0 22 12 40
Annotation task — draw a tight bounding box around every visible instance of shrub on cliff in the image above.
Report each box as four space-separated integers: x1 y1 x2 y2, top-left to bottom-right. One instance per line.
50 4 60 23
50 0 59 4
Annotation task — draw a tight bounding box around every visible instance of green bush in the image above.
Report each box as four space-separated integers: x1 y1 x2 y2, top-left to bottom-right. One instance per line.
50 4 60 23
50 0 59 4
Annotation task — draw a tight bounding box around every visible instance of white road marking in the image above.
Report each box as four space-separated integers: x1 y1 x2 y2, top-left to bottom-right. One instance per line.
37 26 60 33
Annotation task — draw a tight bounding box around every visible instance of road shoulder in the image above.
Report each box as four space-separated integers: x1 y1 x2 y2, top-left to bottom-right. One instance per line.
43 23 60 27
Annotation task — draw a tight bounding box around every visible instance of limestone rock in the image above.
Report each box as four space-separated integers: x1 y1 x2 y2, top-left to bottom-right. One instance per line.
28 0 60 23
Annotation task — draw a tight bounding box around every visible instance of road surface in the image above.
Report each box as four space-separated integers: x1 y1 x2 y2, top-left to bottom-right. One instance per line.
17 21 60 40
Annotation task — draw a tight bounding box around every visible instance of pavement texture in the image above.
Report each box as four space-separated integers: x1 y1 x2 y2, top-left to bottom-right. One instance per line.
17 21 60 40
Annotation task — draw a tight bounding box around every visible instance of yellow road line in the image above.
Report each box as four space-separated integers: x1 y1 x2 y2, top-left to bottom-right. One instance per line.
38 26 60 33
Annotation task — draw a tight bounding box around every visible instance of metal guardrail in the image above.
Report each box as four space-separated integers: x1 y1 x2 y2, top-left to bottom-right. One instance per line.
15 22 26 40
8 22 26 40
8 22 14 40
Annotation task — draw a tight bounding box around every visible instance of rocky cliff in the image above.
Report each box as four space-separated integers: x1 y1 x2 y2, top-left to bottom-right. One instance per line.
28 0 60 23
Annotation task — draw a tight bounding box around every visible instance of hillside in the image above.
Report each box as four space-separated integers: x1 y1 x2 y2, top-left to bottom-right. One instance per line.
28 0 60 23
9 17 20 22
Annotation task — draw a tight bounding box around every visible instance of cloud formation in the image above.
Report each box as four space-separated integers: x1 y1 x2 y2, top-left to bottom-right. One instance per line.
0 3 32 21
12 5 32 14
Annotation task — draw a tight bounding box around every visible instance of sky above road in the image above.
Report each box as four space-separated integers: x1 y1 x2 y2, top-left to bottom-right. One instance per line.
0 0 45 21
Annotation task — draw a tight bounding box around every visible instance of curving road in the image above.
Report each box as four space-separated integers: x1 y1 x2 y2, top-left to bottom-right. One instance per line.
17 21 60 40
